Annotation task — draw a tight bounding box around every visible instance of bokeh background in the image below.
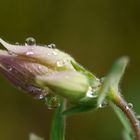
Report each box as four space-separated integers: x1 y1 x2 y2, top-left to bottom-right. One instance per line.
0 0 140 140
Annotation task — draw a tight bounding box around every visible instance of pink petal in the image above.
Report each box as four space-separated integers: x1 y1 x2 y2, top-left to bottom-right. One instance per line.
0 38 75 70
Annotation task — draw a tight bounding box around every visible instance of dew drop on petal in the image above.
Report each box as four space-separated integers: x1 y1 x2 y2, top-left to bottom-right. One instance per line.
56 60 66 67
52 51 57 55
45 95 60 110
15 42 19 45
26 85 47 100
26 51 34 56
48 43 56 49
38 65 42 70
25 37 36 46
7 66 13 71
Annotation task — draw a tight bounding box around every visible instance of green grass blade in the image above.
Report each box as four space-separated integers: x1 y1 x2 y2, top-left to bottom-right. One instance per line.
98 56 129 106
50 99 65 140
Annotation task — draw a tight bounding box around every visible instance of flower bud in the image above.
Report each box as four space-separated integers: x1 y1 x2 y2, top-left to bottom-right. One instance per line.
0 38 99 102
36 70 90 101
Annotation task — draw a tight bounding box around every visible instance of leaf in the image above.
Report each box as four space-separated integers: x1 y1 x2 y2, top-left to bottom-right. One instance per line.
29 133 44 140
71 61 99 85
98 56 129 106
50 99 65 140
62 104 95 116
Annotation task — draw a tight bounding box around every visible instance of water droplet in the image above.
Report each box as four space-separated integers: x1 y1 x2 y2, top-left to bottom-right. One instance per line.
48 43 56 49
25 37 36 46
56 60 66 67
26 85 47 99
86 87 94 98
137 115 140 120
128 103 133 109
135 120 139 126
125 105 130 110
37 94 44 99
7 66 13 71
45 95 60 109
26 51 34 56
52 51 57 55
38 65 42 70
98 101 108 108
15 42 19 45
86 87 98 98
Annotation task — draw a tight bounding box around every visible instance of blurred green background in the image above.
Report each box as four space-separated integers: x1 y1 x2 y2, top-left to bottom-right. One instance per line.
0 0 140 140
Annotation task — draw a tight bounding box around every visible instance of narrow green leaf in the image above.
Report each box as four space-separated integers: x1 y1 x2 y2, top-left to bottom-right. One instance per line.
62 104 95 116
29 133 44 140
50 99 65 140
123 130 134 140
98 56 129 106
71 61 99 85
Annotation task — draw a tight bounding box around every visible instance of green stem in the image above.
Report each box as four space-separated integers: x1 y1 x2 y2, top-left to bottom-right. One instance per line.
50 98 66 140
111 94 140 140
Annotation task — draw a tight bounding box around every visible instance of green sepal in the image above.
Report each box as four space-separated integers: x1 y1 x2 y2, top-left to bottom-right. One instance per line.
71 61 99 86
62 104 96 116
62 96 98 116
98 56 129 106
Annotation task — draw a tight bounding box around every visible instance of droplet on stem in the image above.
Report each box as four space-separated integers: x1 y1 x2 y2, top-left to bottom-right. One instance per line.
137 115 140 120
128 103 133 109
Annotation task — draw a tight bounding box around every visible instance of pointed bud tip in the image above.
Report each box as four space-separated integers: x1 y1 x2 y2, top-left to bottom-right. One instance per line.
117 56 129 66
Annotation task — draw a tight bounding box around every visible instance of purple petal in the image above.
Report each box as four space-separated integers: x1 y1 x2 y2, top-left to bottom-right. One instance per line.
0 50 49 99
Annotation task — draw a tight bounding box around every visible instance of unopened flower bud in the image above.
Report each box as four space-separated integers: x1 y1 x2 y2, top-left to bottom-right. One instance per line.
0 38 99 102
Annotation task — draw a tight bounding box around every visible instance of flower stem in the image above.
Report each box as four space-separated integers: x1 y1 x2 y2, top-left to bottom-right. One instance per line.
112 94 140 140
50 98 66 140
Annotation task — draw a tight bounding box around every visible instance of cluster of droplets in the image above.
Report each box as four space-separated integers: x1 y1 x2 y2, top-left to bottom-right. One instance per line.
24 37 58 57
45 94 61 109
25 37 57 48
